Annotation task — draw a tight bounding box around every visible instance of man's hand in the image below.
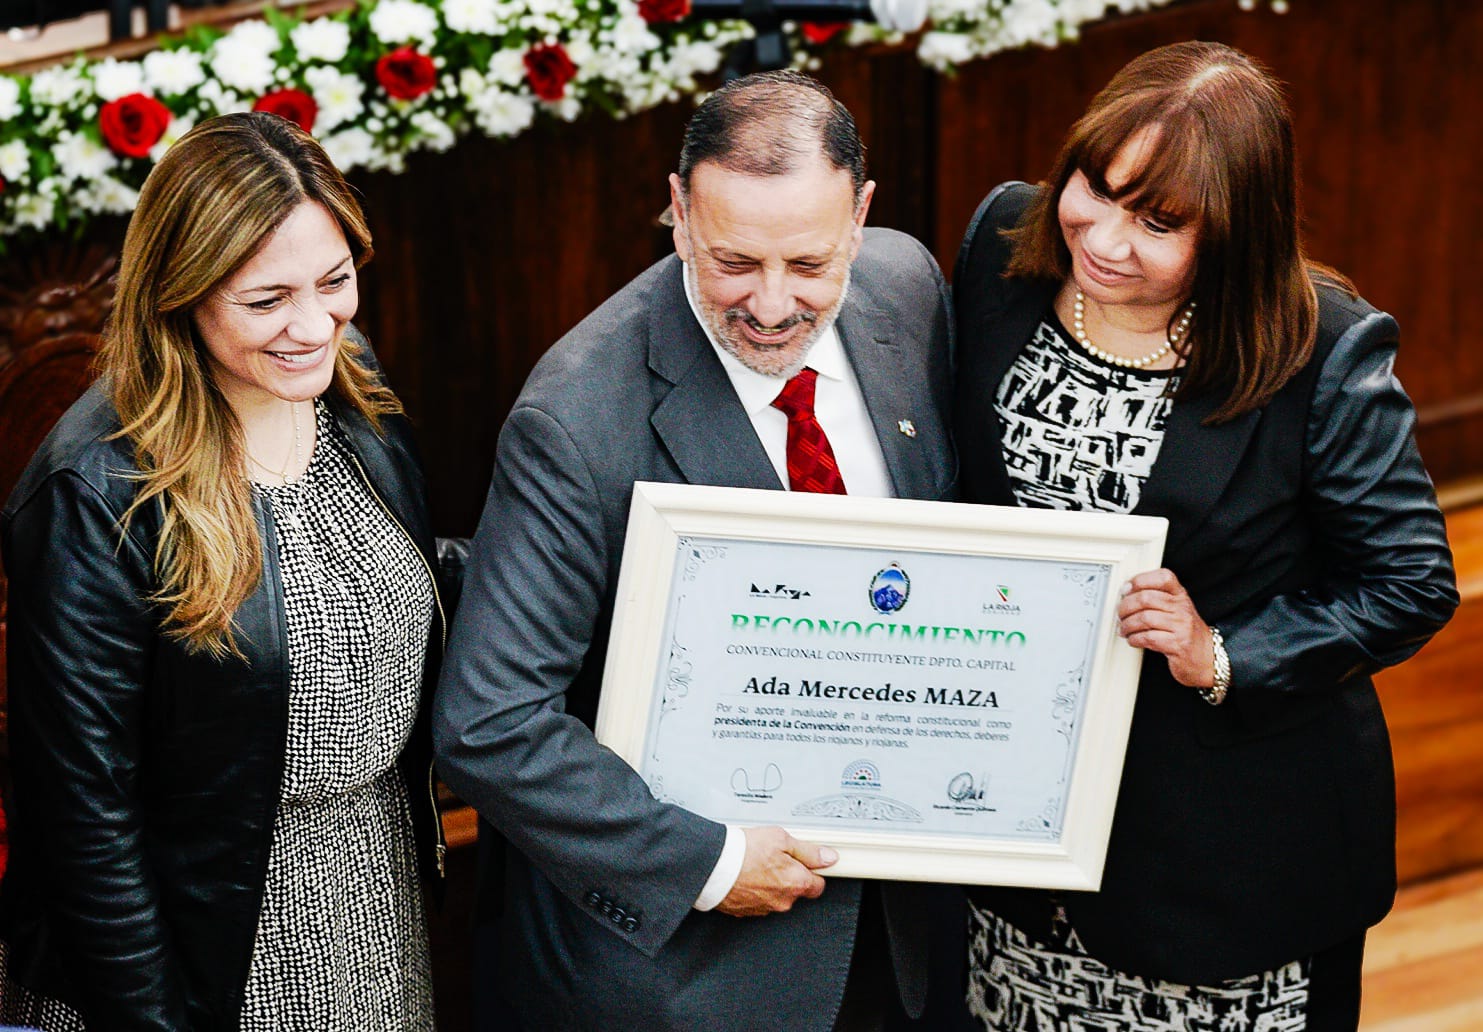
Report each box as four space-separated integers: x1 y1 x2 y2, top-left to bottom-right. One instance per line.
714 826 838 917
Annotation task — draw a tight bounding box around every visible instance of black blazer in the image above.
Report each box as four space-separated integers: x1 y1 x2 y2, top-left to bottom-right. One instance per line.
1 328 447 1031
952 182 1459 983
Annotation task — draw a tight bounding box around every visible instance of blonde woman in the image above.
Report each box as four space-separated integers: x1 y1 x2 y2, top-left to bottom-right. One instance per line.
0 112 445 1030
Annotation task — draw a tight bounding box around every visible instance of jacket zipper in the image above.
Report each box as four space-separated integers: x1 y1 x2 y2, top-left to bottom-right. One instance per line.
345 449 449 877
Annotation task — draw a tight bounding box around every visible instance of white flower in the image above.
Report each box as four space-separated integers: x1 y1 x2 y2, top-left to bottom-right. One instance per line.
442 0 498 35
148 115 196 162
91 58 146 101
0 140 31 182
89 175 141 214
411 111 457 151
470 88 535 138
304 66 366 132
666 40 723 79
927 0 987 20
195 77 250 115
368 0 440 46
1060 0 1112 18
229 19 280 52
997 0 1062 46
565 37 596 72
216 35 281 94
610 14 660 55
458 67 486 98
917 30 976 70
291 19 352 63
211 22 280 94
143 49 206 95
51 132 118 181
550 96 581 121
29 65 89 108
487 48 528 88
0 77 19 121
321 127 376 171
11 190 56 230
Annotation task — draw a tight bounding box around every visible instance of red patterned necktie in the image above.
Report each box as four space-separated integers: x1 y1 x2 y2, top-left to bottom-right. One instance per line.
771 367 847 495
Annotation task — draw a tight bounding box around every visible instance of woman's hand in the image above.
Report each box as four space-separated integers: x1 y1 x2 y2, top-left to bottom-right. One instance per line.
1117 568 1215 688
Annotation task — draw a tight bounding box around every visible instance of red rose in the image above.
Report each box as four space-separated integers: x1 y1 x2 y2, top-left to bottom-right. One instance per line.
254 88 318 133
638 0 690 23
98 93 172 158
801 21 848 44
376 47 438 100
524 43 577 102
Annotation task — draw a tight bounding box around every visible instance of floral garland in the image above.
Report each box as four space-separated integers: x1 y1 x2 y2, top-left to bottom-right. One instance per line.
0 0 1284 243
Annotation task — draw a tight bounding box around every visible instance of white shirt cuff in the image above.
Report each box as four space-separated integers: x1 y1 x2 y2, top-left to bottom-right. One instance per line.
693 824 745 911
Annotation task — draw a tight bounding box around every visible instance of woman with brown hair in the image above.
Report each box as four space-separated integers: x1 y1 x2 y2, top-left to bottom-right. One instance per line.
953 41 1456 1030
0 112 445 1030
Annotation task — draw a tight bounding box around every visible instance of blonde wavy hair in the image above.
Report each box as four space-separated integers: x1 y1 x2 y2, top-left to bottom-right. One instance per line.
99 112 402 657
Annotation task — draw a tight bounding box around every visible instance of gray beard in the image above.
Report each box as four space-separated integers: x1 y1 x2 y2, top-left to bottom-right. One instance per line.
687 258 852 380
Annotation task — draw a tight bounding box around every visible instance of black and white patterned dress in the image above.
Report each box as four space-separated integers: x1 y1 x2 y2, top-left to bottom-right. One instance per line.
241 400 435 1031
968 315 1312 1031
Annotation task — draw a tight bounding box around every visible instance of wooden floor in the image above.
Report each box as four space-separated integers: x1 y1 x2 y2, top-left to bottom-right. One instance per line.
1361 866 1483 1030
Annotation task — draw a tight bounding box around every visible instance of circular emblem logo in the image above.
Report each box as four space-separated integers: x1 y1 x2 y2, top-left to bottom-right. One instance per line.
868 563 910 614
841 759 881 791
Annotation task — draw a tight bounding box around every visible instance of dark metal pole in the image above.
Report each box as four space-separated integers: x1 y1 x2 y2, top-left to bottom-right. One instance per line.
107 0 131 40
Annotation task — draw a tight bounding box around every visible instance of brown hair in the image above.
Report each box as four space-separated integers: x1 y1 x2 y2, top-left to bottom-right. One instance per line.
1006 41 1351 423
98 112 401 657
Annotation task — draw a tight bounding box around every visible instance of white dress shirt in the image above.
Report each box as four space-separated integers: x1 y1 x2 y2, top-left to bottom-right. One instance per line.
680 263 894 910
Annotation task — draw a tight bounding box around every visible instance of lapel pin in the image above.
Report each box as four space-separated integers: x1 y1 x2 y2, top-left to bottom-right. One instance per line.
897 419 916 438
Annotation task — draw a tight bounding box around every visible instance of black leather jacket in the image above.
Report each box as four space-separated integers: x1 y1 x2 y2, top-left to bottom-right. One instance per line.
1 332 448 1031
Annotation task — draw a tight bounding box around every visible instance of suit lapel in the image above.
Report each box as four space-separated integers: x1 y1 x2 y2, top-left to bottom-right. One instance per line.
1135 390 1261 561
836 299 940 501
647 261 783 491
957 279 1057 506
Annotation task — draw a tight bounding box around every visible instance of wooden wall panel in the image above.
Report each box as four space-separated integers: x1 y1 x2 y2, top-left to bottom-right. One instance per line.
1375 506 1483 886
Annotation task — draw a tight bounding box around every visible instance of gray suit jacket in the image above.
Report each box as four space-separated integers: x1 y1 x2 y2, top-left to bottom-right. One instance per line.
434 228 956 1031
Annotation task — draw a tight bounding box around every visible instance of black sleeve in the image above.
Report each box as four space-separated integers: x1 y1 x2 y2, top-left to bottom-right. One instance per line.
1222 311 1459 696
4 471 190 1031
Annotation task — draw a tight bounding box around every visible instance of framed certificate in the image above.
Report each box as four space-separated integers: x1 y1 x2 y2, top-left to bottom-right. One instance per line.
594 483 1167 890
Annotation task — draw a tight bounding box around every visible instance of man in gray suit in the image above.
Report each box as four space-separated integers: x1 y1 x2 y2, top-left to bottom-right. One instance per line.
434 70 960 1030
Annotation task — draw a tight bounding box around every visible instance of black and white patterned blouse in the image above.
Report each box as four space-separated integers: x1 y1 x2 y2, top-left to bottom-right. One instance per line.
241 400 435 1031
969 315 1313 1031
995 315 1177 513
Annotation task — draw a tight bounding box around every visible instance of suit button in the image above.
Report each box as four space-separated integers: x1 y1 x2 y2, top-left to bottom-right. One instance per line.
622 916 639 933
585 891 601 907
609 907 626 924
600 900 613 915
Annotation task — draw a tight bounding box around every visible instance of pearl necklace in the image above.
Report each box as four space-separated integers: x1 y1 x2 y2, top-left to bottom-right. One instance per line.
1071 289 1195 369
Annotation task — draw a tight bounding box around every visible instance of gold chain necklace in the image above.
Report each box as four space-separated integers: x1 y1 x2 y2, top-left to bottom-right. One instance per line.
246 401 303 484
